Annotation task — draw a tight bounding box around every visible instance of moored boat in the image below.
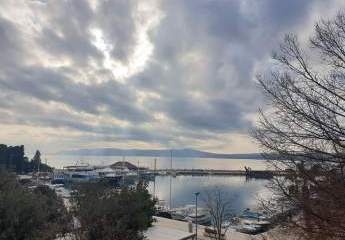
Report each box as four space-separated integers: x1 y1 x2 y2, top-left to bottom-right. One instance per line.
240 208 269 221
186 208 211 225
170 207 189 221
234 223 263 234
233 208 272 234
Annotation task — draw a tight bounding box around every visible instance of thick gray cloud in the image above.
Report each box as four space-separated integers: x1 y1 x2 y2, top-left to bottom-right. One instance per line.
0 0 343 153
38 1 101 65
0 65 151 122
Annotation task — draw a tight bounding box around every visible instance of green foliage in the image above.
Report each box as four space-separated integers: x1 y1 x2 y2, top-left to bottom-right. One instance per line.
72 181 156 240
0 145 52 173
30 150 52 173
0 171 71 240
0 144 25 173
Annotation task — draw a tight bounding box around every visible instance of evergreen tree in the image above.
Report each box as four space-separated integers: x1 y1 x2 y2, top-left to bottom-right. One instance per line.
0 171 71 240
72 181 156 240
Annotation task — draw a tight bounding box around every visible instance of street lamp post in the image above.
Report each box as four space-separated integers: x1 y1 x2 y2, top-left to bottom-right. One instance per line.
194 192 200 239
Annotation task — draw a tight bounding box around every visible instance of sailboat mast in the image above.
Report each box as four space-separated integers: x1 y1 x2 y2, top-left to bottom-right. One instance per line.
170 150 173 170
137 160 140 181
122 155 125 186
169 175 172 209
169 149 172 209
153 158 156 198
37 157 40 185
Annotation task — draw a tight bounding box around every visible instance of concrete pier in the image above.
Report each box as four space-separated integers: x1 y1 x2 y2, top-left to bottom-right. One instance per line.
145 169 285 179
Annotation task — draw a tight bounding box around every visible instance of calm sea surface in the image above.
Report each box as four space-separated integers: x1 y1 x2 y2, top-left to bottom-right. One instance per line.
47 155 272 211
148 175 271 213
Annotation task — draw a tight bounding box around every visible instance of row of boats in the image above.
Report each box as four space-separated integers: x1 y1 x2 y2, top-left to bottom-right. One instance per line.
50 180 271 236
156 201 272 235
170 205 212 225
52 162 151 185
47 183 272 236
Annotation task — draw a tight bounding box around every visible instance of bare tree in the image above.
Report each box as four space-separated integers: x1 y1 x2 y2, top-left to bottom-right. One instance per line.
254 12 345 240
203 188 234 240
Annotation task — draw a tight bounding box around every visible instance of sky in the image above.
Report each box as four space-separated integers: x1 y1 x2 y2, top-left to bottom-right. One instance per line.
0 0 344 155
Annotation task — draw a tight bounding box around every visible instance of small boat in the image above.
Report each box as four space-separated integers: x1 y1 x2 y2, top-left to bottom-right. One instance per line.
233 209 271 234
234 223 264 234
170 207 189 221
169 204 193 221
240 209 269 221
242 219 271 227
155 200 172 219
155 200 169 213
221 220 232 229
186 208 211 225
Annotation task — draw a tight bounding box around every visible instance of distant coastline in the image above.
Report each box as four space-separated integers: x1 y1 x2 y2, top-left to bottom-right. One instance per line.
58 148 270 160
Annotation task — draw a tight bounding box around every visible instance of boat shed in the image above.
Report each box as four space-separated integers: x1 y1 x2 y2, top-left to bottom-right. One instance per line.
110 161 138 170
145 217 196 240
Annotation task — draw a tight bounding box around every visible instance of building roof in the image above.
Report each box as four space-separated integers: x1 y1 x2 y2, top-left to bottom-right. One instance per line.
110 161 138 170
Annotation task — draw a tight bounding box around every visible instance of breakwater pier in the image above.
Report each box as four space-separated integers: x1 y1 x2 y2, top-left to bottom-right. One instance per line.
144 168 285 179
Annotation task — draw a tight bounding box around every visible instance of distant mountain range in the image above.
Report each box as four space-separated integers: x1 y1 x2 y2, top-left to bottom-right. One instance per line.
59 148 268 159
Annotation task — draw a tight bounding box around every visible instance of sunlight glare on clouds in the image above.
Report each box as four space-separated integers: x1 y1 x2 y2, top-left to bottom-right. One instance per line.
136 90 161 105
90 0 164 83
153 112 167 121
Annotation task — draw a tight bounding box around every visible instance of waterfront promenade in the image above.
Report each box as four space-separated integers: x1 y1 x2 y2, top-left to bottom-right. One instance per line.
150 217 293 240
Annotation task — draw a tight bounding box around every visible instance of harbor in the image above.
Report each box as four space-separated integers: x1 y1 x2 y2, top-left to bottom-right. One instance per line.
45 157 275 212
43 158 275 238
14 154 285 240
17 168 287 240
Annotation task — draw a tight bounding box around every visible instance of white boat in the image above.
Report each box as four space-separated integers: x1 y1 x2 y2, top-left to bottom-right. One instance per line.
221 220 232 229
234 209 271 234
170 207 189 221
95 167 116 177
234 223 263 234
155 200 169 212
169 204 194 221
240 209 269 221
242 219 271 227
239 209 270 225
53 163 142 185
62 165 100 182
112 168 138 181
186 208 211 225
